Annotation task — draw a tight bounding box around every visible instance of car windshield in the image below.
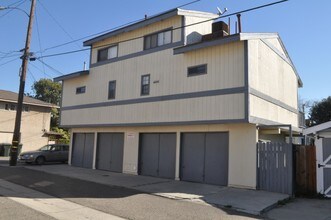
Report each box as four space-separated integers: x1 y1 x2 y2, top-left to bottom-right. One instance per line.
39 145 52 151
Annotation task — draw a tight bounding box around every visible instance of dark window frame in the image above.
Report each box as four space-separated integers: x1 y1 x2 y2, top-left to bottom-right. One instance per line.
4 103 9 110
23 105 29 112
97 44 118 62
76 86 86 94
140 74 150 96
143 28 173 50
108 80 116 100
187 64 208 77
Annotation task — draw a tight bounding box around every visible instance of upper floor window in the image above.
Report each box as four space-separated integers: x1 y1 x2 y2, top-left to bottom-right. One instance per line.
144 30 172 50
187 64 207 77
76 86 86 94
108 80 116 100
97 45 118 62
141 75 150 96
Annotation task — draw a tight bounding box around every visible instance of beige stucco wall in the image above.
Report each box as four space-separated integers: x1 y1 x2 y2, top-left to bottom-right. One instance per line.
70 123 258 189
0 102 51 152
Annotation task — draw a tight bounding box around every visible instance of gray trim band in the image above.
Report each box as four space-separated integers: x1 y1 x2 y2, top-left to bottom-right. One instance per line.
60 118 247 128
90 41 183 68
249 88 298 114
173 34 240 54
62 86 246 111
249 116 301 133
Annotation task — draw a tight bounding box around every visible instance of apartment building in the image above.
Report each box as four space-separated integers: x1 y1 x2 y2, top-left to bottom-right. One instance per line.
0 90 54 152
55 8 302 189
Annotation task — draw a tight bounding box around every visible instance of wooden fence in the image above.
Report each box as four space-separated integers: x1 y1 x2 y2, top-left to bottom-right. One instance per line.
257 142 293 195
294 145 316 195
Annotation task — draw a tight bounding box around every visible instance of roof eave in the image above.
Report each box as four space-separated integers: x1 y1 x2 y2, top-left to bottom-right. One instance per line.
54 70 89 82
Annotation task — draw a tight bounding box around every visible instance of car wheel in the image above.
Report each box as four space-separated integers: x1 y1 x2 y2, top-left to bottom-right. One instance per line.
35 156 45 165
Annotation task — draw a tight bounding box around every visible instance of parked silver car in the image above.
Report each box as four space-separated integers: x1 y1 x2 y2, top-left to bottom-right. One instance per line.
19 144 69 165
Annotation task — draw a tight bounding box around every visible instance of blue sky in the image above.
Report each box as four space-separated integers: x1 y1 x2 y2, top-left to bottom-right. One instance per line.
0 0 330 104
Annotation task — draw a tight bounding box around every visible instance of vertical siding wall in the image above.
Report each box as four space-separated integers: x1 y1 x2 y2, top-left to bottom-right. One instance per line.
248 39 299 126
90 16 183 64
70 123 258 189
61 41 246 126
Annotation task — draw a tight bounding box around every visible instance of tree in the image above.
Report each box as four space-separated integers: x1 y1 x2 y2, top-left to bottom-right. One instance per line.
308 96 331 126
32 78 61 105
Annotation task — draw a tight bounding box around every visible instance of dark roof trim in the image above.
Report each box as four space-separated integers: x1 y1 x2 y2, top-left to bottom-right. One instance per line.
53 70 89 82
83 9 178 46
83 9 218 46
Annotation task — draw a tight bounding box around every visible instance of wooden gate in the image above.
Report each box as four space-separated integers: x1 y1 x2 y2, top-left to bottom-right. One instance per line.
294 145 316 196
257 142 293 195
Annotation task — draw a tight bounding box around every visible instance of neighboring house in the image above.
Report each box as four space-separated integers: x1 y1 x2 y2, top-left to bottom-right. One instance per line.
0 89 55 153
54 8 303 189
303 121 331 197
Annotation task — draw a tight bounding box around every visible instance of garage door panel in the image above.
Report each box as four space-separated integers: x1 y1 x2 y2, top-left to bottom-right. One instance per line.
181 133 205 183
82 133 94 169
110 133 124 173
204 133 229 186
158 134 176 179
140 134 159 177
71 133 85 167
96 133 112 171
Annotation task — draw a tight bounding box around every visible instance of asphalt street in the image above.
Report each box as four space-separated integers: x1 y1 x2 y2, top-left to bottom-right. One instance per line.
0 166 258 220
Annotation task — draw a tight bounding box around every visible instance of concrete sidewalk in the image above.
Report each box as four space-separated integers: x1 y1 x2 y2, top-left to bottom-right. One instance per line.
6 163 289 215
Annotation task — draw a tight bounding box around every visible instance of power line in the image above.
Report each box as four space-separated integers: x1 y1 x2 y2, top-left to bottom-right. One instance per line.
37 0 288 60
36 58 63 76
35 0 202 54
34 6 46 76
37 0 83 51
0 0 27 18
27 68 37 82
0 57 20 68
29 61 54 78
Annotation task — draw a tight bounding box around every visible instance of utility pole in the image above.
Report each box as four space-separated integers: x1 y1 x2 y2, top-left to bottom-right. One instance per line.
9 0 36 166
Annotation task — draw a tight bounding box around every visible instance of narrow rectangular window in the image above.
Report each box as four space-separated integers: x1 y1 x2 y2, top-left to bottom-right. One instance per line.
141 75 150 96
76 86 86 94
10 104 16 111
5 104 9 110
108 80 116 99
187 64 208 77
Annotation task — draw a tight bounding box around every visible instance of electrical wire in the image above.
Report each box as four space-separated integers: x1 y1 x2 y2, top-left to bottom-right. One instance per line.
34 6 46 76
37 0 288 60
27 68 37 82
0 0 27 18
36 0 89 60
0 57 20 68
29 62 54 78
34 0 201 54
36 59 63 76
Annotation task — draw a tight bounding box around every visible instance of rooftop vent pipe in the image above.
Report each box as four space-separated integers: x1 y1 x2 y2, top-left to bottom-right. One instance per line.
236 14 242 33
